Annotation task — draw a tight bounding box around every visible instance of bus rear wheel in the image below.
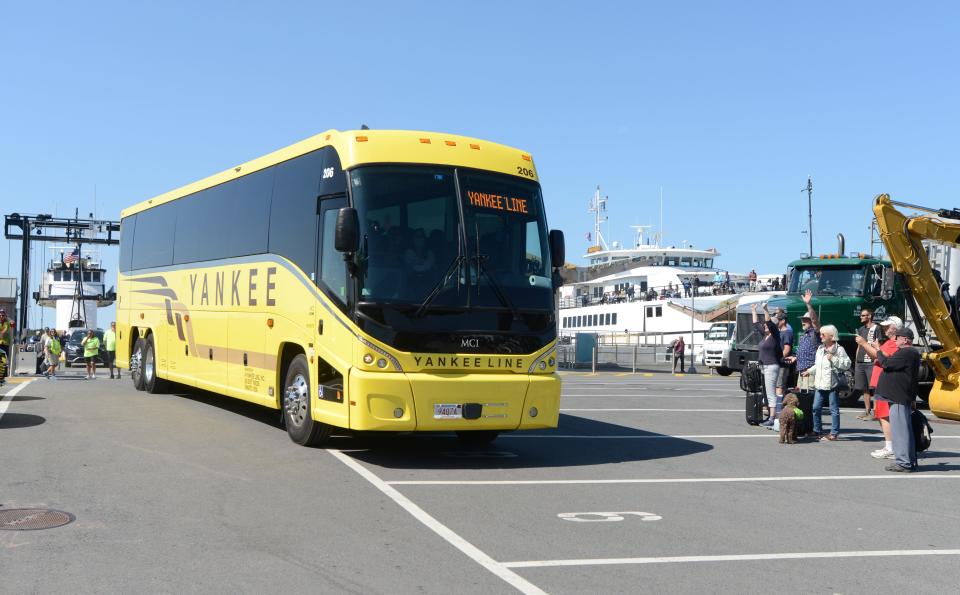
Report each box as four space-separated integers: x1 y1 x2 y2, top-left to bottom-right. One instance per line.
283 355 333 447
715 367 734 377
142 335 167 394
130 338 146 391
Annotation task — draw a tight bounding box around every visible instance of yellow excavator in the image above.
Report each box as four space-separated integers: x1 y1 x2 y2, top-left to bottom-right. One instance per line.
874 194 960 420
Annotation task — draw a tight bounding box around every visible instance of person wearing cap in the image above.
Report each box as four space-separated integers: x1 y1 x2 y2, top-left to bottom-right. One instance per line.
854 308 881 421
811 324 851 440
789 290 821 436
874 327 921 472
856 315 904 459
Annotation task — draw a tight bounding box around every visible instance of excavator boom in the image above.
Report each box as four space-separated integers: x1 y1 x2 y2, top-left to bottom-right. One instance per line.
874 194 960 419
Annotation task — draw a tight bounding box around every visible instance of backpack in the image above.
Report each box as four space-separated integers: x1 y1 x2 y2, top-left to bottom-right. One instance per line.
912 410 933 452
739 361 765 395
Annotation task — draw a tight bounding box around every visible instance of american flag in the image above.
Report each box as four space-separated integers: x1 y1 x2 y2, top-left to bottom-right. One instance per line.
63 247 79 265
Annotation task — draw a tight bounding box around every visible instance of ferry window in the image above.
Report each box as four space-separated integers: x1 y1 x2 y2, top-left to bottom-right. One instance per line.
593 314 599 326
612 313 618 325
656 306 662 316
54 271 61 281
705 259 713 268
605 313 611 325
646 307 653 317
93 272 100 282
319 205 348 305
119 214 136 273
83 271 92 282
131 202 175 270
681 257 691 267
270 149 326 278
667 257 677 266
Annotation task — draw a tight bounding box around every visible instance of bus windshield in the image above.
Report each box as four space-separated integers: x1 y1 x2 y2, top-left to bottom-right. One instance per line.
352 166 553 313
788 266 865 297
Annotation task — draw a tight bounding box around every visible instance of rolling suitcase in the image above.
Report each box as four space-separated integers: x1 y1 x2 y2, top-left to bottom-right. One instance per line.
745 391 765 425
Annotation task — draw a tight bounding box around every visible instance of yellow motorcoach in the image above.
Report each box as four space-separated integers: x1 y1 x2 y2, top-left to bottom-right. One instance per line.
117 129 565 445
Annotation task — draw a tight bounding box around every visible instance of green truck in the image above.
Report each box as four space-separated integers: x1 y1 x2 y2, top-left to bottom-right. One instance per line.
729 253 904 405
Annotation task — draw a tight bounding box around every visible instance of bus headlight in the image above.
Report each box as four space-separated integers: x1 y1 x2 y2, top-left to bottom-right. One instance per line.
377 358 388 369
363 353 374 365
394 408 404 418
530 407 539 418
548 357 555 367
539 361 547 370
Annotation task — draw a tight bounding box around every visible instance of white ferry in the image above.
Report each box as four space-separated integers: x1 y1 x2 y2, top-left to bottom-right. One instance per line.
37 246 115 330
558 189 755 346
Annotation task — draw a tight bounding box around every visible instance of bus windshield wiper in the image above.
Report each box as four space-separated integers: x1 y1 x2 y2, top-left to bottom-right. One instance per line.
413 254 465 318
472 252 521 320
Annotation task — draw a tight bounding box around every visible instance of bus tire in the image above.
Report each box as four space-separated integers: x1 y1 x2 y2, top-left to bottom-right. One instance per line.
130 338 147 391
142 335 168 394
456 430 500 445
716 367 734 376
283 355 332 447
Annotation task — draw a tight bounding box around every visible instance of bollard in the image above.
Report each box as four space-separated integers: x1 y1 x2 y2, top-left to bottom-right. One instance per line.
632 344 637 373
592 347 596 374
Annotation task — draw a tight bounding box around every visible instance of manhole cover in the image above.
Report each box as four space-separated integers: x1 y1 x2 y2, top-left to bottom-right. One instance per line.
0 509 75 531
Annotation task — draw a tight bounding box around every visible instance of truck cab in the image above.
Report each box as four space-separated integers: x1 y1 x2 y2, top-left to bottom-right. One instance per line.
702 321 736 376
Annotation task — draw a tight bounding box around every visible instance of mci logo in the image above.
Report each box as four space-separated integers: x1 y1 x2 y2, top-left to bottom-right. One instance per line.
461 338 480 349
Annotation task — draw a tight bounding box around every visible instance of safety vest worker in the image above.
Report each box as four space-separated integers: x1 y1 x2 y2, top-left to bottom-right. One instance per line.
0 309 13 347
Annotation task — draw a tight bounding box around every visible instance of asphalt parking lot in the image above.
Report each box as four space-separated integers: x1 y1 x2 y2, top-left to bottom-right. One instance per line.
2 370 960 594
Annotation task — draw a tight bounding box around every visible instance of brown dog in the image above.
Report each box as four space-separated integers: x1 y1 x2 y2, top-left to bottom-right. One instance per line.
779 393 800 444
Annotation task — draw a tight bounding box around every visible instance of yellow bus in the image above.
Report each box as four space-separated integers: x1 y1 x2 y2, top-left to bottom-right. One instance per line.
117 129 565 445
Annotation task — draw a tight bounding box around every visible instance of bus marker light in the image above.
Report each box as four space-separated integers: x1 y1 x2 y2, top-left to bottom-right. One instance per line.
445 140 456 146
139 312 144 319
267 318 274 328
393 408 404 418
548 357 555 367
377 358 388 369
469 143 480 150
419 138 431 144
530 407 539 418
184 315 190 322
363 354 374 364
356 135 369 142
521 154 532 161
350 400 357 406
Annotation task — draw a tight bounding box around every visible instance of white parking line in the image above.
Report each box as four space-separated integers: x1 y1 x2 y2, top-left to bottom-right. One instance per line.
561 394 741 398
501 548 960 568
387 473 960 486
562 408 742 412
501 434 960 440
328 450 546 595
0 380 33 421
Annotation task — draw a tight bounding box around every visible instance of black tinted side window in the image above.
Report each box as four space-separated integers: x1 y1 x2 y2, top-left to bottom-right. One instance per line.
269 150 325 277
131 203 175 270
227 167 274 257
119 214 136 273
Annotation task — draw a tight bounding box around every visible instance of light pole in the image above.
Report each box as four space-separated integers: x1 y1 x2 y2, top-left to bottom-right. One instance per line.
687 277 698 374
802 176 813 257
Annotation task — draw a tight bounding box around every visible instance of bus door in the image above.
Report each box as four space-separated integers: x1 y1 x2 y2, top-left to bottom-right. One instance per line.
313 195 351 428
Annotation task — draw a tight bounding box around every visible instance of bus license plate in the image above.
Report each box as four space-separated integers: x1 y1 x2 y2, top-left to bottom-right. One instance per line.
434 404 462 419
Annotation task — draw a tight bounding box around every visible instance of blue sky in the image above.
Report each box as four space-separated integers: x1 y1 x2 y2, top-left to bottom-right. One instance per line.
3 1 959 327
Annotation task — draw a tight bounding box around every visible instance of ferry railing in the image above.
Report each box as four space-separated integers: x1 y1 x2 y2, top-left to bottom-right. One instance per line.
556 329 710 371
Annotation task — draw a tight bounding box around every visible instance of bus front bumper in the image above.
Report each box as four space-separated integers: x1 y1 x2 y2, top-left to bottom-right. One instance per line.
346 369 561 432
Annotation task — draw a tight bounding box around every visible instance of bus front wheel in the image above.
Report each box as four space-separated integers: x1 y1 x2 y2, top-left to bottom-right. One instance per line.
283 355 333 447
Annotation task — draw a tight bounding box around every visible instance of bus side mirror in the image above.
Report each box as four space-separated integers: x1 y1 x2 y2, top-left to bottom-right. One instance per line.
549 229 565 268
335 208 359 253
